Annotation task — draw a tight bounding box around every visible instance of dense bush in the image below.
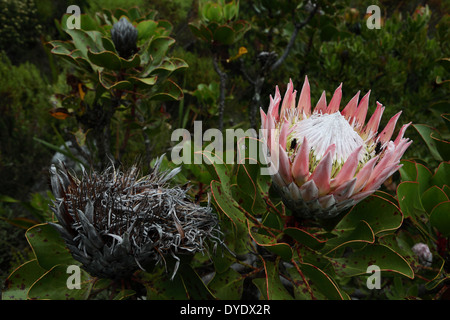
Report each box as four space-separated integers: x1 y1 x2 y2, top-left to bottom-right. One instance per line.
0 0 42 60
0 53 55 198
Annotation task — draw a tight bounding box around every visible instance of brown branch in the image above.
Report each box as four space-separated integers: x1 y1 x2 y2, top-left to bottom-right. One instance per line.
242 2 319 129
271 2 319 71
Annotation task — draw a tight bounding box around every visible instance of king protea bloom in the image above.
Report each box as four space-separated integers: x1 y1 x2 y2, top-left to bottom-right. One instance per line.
260 77 412 220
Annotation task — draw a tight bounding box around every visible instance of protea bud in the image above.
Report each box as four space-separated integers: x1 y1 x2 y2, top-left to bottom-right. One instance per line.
111 17 138 59
411 243 433 267
49 156 222 280
260 77 412 220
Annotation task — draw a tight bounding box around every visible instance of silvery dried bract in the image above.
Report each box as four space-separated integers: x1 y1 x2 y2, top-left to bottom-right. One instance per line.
110 17 138 58
49 156 222 280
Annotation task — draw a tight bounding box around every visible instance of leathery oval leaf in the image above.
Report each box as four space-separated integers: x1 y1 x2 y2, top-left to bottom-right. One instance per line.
284 227 326 250
429 201 450 237
330 244 414 279
335 193 403 235
299 262 349 300
2 259 45 300
26 223 76 270
27 264 93 300
87 50 122 70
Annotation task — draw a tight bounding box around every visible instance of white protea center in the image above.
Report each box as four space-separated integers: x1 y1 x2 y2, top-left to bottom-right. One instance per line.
261 77 412 220
292 111 369 165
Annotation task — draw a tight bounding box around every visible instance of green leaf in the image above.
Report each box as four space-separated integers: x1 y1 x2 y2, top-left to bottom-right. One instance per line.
34 137 86 166
0 194 19 203
299 262 349 300
147 36 175 66
223 2 238 20
379 231 443 282
284 227 326 250
331 244 414 279
413 124 444 161
399 160 418 182
149 78 183 101
431 162 450 189
140 269 188 300
86 14 104 31
146 59 178 78
416 162 433 194
201 150 231 185
2 260 45 300
204 3 223 22
211 250 234 274
432 133 450 162
113 289 136 300
231 20 251 41
87 50 122 70
120 53 141 69
210 180 246 228
129 75 158 88
209 164 249 255
214 25 235 45
397 181 427 222
136 20 158 41
26 223 77 270
248 221 292 261
101 37 116 52
66 29 103 58
188 22 213 43
49 41 75 55
234 137 273 215
27 265 93 300
255 257 293 300
429 201 450 236
443 185 450 198
421 185 449 213
335 193 403 235
98 72 133 90
322 220 375 254
179 264 215 299
155 20 174 37
234 163 268 216
208 268 244 299
399 160 433 194
260 209 283 231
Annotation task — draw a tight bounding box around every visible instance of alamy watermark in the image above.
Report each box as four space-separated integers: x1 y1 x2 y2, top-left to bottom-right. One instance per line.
65 263 383 290
366 5 381 29
66 265 81 289
170 121 278 176
366 265 381 289
66 5 81 30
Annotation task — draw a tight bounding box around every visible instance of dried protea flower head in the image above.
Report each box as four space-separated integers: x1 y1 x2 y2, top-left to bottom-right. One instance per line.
260 77 412 220
111 16 138 58
49 156 222 280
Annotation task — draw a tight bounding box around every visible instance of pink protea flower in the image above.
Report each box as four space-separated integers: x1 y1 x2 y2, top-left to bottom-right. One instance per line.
260 76 412 220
